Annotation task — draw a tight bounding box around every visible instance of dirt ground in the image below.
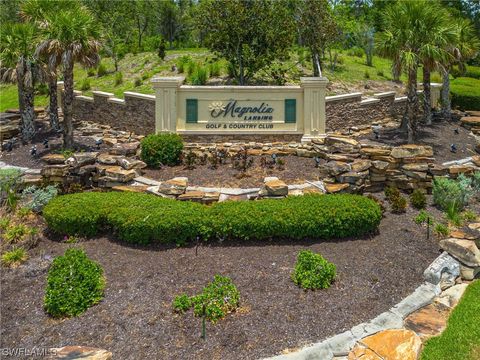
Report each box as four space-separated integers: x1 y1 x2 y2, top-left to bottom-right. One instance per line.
1 202 442 360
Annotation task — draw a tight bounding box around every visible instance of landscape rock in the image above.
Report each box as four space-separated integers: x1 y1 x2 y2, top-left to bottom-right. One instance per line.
97 153 121 165
104 166 136 183
70 152 98 167
404 303 450 340
109 141 140 156
423 251 460 285
51 346 112 360
350 160 372 172
434 283 468 308
324 161 351 176
112 185 148 193
118 158 147 170
439 238 480 267
177 191 205 201
41 154 66 165
158 177 188 195
325 183 349 193
459 264 480 280
264 179 288 196
41 164 70 177
390 145 433 159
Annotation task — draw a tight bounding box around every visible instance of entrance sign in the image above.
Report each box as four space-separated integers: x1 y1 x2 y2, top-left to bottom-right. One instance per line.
152 76 328 142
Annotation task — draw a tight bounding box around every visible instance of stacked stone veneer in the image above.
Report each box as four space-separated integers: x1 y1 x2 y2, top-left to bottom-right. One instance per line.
68 85 440 137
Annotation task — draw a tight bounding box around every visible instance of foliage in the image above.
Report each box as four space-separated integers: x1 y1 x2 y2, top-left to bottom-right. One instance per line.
421 280 480 360
462 210 477 222
43 192 382 246
410 189 427 209
189 66 208 85
434 223 449 236
445 202 463 226
384 185 400 202
464 66 480 79
134 77 142 87
80 78 91 91
176 55 191 73
390 195 407 213
173 275 240 323
209 62 221 77
97 62 108 77
1 247 28 268
3 223 37 244
414 210 432 225
183 151 197 170
22 185 58 213
44 248 105 318
0 217 10 230
291 250 336 290
451 77 480 110
196 0 294 84
114 71 123 85
172 294 192 313
140 133 184 168
0 168 22 212
433 176 473 211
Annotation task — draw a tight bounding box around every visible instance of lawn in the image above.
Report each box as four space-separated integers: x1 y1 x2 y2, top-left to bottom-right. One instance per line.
421 280 480 360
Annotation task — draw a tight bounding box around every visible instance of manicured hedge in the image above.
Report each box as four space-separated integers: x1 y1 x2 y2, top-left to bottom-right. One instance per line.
465 66 480 80
451 77 480 111
43 192 382 245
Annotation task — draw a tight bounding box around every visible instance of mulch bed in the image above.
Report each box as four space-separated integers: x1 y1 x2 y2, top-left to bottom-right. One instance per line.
1 202 442 360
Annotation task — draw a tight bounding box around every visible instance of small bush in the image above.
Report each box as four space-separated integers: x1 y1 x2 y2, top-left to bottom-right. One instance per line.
445 203 463 226
364 70 370 79
96 63 107 77
433 176 472 211
391 195 407 213
465 66 480 79
347 46 364 57
16 207 32 218
0 168 22 211
35 83 49 95
43 192 382 245
462 210 477 222
376 70 385 77
114 71 123 85
209 62 221 77
87 68 96 77
134 77 142 87
177 55 192 73
410 189 426 209
292 250 336 290
140 133 184 168
190 66 208 85
22 185 58 213
79 78 90 91
4 224 31 244
450 77 480 110
385 186 400 203
173 294 192 313
0 217 10 230
414 210 432 224
173 275 240 323
44 248 105 318
1 247 28 268
434 223 449 236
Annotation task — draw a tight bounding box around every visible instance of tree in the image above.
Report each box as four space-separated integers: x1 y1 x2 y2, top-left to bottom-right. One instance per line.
196 0 295 85
440 18 479 119
297 0 338 76
38 4 101 148
378 1 446 142
0 23 39 141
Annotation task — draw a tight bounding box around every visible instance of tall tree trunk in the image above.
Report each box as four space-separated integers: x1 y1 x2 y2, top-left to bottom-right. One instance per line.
48 75 60 131
441 67 451 120
63 60 75 149
312 51 322 77
20 61 36 142
405 66 419 143
392 58 401 82
423 65 432 125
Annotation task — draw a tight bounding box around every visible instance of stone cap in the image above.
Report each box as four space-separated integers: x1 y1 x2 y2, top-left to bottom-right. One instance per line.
326 92 362 103
300 76 329 87
151 76 185 88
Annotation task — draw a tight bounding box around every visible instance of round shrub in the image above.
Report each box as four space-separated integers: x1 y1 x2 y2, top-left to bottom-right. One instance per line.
44 192 382 245
140 133 184 167
292 250 336 290
44 248 105 318
391 195 407 213
410 189 426 209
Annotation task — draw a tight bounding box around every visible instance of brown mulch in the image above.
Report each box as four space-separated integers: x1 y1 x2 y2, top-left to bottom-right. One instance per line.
1 202 442 360
359 118 477 163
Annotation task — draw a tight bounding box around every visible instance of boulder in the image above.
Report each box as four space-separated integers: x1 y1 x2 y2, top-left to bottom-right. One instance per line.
460 264 480 280
97 153 121 165
103 137 118 146
428 164 449 176
471 155 480 167
350 329 422 360
52 346 112 360
350 160 372 172
435 283 468 308
104 166 136 183
337 170 369 185
390 145 433 159
41 164 70 177
404 303 450 341
402 163 429 172
324 161 351 176
325 183 349 193
460 116 480 128
439 238 480 267
264 179 288 196
158 177 188 195
118 158 147 170
109 141 140 156
448 165 475 176
69 152 98 167
41 154 66 165
202 192 220 204
324 135 360 153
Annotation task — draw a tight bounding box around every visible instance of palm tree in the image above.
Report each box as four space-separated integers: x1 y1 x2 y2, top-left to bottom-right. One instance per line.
38 4 101 148
440 18 479 119
378 1 450 142
0 23 39 142
21 0 77 132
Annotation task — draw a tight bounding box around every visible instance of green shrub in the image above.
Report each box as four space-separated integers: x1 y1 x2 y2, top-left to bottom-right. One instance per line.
364 70 370 79
173 275 240 323
209 62 221 77
43 192 382 245
190 66 208 85
114 71 123 85
391 195 407 213
177 55 192 73
410 189 427 209
450 77 480 110
414 210 432 225
347 46 364 57
445 202 463 226
0 168 22 211
0 217 10 230
1 247 28 268
433 176 472 211
87 68 96 77
22 185 58 213
96 63 107 77
79 78 90 91
292 250 336 290
134 77 142 87
464 65 480 79
44 248 105 318
376 70 384 77
172 294 192 313
4 223 32 244
140 133 184 167
462 210 477 222
434 223 449 236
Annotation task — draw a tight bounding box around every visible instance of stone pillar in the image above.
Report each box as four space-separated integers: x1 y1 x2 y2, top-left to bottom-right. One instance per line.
151 77 184 133
57 81 64 110
301 77 329 142
430 83 442 109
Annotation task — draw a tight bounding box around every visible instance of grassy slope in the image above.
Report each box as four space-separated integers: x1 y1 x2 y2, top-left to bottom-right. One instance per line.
0 47 476 112
421 280 480 360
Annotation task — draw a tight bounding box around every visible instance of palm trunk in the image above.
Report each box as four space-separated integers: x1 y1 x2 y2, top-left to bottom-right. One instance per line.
20 61 36 142
423 65 432 125
48 75 60 131
63 60 75 149
441 67 451 120
405 66 419 143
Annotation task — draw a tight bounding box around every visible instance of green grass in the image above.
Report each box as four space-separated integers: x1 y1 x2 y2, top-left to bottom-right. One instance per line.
421 280 480 360
0 84 48 112
451 77 480 110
